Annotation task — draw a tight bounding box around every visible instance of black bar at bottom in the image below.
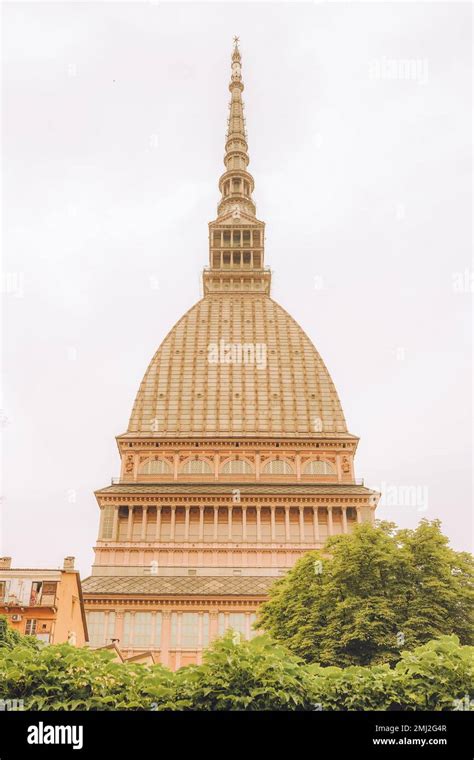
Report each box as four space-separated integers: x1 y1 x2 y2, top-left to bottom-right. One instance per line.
0 710 472 757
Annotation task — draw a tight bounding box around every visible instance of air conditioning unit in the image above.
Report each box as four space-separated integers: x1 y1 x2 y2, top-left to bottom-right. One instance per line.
11 614 22 622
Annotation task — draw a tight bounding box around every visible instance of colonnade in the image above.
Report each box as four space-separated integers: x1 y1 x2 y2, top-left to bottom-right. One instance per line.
99 504 363 542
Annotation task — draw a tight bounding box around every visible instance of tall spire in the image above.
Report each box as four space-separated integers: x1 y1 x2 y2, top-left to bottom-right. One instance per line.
227 37 246 146
203 39 270 296
217 36 256 219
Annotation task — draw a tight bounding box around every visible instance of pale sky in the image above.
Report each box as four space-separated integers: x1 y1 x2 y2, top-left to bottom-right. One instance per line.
2 2 472 578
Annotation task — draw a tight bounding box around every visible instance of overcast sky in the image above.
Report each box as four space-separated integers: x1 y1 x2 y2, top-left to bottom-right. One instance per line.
2 2 472 577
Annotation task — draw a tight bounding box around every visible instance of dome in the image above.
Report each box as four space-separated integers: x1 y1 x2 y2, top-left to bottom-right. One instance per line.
127 294 347 438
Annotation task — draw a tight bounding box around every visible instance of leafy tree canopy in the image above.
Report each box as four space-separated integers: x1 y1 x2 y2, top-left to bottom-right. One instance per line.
0 625 472 711
257 520 474 666
0 616 40 652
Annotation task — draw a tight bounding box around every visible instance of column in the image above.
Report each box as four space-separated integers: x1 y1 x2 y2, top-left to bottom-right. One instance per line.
160 611 171 667
327 506 334 536
184 507 190 541
342 506 348 534
313 506 320 543
213 507 219 540
170 506 176 541
129 612 136 650
296 453 301 481
115 612 124 646
210 612 219 642
270 506 276 541
242 507 247 541
155 506 162 540
197 613 203 664
104 611 111 646
127 507 133 541
255 452 260 481
98 507 105 538
111 506 119 541
141 507 147 541
173 453 179 480
284 507 290 542
228 506 233 540
199 506 204 541
299 506 305 542
256 507 261 542
245 613 251 640
356 506 362 524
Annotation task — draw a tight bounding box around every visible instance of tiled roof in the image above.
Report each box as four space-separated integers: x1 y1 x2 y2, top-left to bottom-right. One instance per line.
127 295 348 437
82 575 277 597
96 483 375 496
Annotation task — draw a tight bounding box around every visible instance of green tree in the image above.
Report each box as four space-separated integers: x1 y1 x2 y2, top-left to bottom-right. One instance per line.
154 631 318 711
0 621 472 710
0 637 172 710
257 520 474 666
0 616 40 652
390 635 474 711
307 635 474 711
397 521 473 647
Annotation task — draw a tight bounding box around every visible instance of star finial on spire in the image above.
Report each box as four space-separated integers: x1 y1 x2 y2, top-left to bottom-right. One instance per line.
232 36 241 64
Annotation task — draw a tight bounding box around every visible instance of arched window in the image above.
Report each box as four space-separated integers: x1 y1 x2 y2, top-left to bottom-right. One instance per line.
262 459 293 475
303 460 336 475
221 458 252 475
182 459 212 475
139 458 172 475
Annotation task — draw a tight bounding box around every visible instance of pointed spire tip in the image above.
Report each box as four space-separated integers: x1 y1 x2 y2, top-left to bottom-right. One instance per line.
232 36 241 63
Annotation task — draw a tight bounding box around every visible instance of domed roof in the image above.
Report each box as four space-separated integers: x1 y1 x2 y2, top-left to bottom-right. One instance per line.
126 294 348 438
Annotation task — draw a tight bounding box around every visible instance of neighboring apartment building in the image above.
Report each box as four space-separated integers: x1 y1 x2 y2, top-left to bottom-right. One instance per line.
0 556 88 646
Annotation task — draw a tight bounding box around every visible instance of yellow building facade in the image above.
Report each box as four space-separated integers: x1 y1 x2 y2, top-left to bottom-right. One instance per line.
0 556 88 646
83 41 379 668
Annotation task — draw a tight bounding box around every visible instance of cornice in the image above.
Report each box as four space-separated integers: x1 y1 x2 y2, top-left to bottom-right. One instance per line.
84 597 264 607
